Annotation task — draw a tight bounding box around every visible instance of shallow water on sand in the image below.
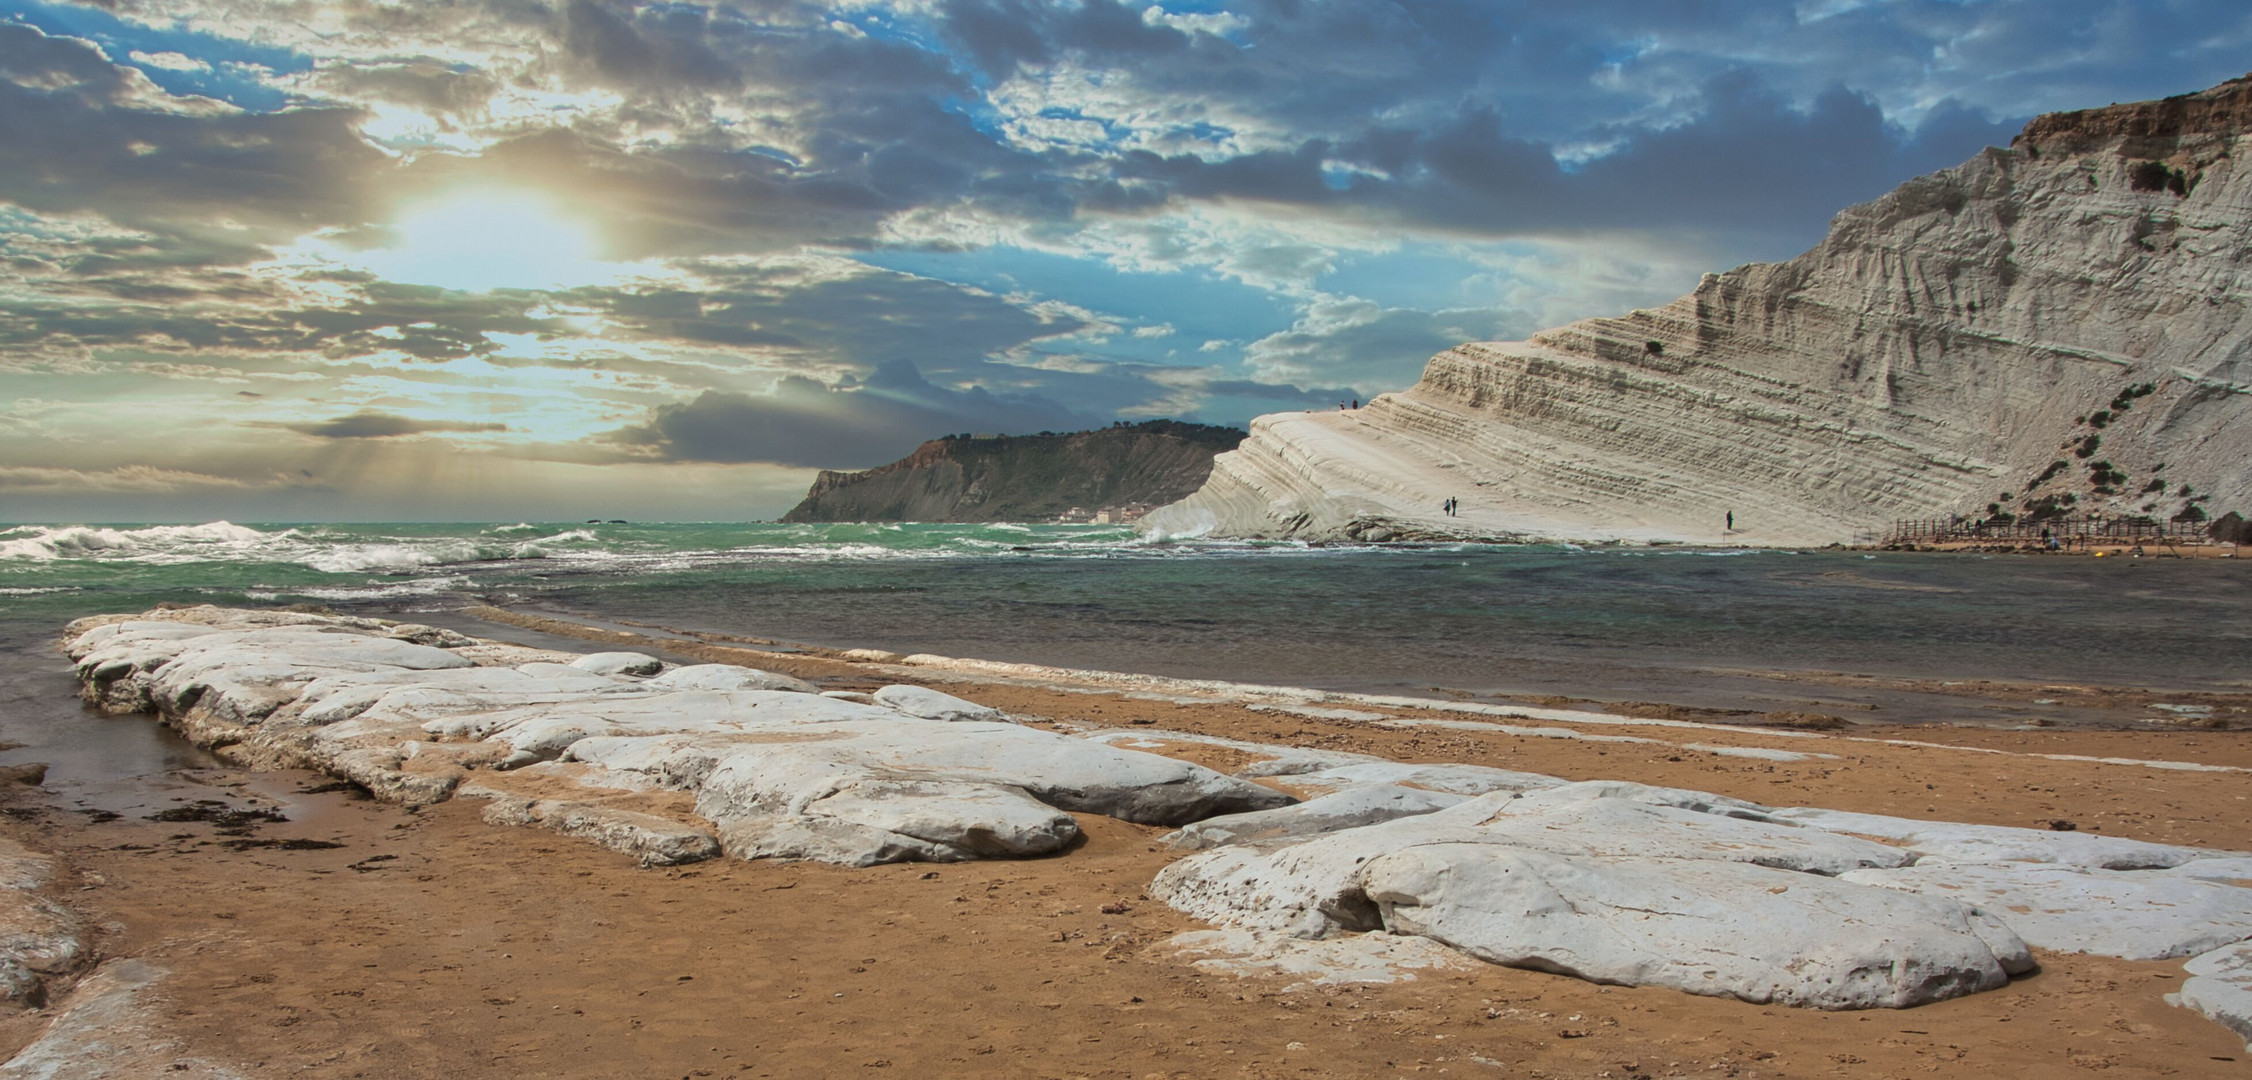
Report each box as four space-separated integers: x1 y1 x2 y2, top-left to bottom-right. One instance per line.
1 521 2246 730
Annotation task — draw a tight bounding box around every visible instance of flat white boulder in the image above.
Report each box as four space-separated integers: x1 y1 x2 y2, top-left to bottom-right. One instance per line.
872 684 1004 722
1475 791 1912 875
570 651 665 677
646 663 817 694
74 625 477 723
1152 789 2033 1008
1526 780 1777 818
1301 761 1565 796
2162 857 2252 884
1776 807 2241 870
1165 785 1466 850
1154 790 1906 938
416 689 901 742
1366 847 2028 1009
293 667 627 724
65 607 1301 869
1839 862 2252 960
728 778 1080 865
643 718 1295 825
2179 941 2252 1050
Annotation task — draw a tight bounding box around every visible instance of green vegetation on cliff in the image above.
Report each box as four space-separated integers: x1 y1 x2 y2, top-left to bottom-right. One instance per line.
779 420 1246 523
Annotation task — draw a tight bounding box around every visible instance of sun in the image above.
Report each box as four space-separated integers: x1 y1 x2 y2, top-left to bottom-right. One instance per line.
362 189 606 292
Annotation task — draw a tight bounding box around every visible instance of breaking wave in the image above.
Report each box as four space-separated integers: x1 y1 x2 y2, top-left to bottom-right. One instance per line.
0 522 284 563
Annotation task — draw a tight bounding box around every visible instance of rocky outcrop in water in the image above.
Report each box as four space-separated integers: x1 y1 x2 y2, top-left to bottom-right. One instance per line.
1145 77 2252 546
782 421 1244 523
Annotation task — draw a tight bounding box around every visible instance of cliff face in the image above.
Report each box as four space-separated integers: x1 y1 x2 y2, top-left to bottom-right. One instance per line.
780 421 1246 523
1144 77 2252 546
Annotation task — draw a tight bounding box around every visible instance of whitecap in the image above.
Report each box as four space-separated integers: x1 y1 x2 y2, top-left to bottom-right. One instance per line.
0 521 284 562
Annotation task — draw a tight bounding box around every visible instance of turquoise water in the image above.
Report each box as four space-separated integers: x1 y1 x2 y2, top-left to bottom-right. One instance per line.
3 521 2248 720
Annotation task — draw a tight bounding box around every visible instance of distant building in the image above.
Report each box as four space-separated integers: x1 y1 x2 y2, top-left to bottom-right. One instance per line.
1089 502 1158 525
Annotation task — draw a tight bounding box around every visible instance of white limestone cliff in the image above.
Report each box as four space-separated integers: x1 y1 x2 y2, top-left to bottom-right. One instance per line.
1145 77 2252 546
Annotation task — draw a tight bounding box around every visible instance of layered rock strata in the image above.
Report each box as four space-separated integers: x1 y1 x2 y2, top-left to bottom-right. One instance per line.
1145 77 2252 545
59 607 2252 1020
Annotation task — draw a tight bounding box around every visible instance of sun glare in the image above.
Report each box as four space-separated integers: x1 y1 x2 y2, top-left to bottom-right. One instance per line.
362 190 606 292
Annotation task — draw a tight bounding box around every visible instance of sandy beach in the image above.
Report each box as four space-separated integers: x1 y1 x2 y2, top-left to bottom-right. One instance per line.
4 607 2251 1078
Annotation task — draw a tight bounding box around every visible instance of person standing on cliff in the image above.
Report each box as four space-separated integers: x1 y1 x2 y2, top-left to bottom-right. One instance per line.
1726 511 1734 532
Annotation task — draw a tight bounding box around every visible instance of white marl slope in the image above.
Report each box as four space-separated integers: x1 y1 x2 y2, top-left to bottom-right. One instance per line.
1147 78 2252 546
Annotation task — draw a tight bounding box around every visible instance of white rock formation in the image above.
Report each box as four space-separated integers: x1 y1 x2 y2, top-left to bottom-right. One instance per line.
1144 78 2252 545
569 651 666 677
1772 807 2245 869
871 684 1006 722
647 664 818 694
0 960 244 1080
59 605 2252 1021
2179 941 2252 1050
60 607 1287 867
1368 849 2028 1009
1150 792 2032 1009
1839 862 2252 960
1163 785 1467 850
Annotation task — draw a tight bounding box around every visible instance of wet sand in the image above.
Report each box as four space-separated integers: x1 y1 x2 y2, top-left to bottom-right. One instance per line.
5 612 2252 1078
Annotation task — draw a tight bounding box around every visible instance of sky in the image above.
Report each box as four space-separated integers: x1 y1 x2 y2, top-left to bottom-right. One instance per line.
2 0 2248 522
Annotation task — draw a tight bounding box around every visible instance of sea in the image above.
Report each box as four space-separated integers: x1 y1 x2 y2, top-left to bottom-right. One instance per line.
2 520 2248 787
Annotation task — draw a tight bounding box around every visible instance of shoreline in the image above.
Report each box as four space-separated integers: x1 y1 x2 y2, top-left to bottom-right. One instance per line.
5 604 2252 1076
456 602 2252 737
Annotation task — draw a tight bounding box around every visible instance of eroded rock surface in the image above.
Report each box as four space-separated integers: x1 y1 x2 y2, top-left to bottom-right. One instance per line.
1774 806 2245 869
0 839 82 1007
0 960 242 1079
1840 862 2252 960
2179 941 2252 1050
1151 792 2033 1009
62 606 1286 867
58 605 2252 1023
1369 848 2027 1009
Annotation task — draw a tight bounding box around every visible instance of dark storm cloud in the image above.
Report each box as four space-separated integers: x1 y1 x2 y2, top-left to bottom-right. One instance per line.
286 411 508 438
17 0 2252 265
1109 75 2023 250
0 22 385 240
614 358 1087 468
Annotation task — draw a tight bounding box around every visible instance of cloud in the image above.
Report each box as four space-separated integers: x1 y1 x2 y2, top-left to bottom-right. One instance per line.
1244 296 1530 392
615 357 1088 468
0 464 252 493
285 411 508 439
5 0 2250 520
0 23 385 244
309 60 498 119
